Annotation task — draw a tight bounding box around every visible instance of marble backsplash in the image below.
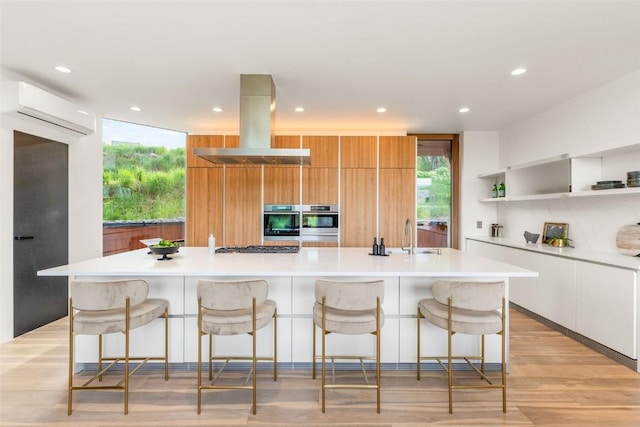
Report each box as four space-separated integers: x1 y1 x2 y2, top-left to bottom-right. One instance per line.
496 194 640 255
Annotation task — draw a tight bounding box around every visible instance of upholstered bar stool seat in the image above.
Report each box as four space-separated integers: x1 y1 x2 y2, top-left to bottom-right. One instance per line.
312 304 382 335
418 299 502 335
417 280 506 414
73 299 168 335
312 279 385 413
197 279 277 415
201 300 276 336
68 279 169 415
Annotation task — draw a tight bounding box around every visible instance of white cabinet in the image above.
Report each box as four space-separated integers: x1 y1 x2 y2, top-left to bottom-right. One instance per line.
575 261 636 358
466 240 575 329
477 143 640 202
466 238 638 361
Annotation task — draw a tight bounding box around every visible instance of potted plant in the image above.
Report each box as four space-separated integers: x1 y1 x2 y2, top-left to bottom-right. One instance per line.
547 236 573 248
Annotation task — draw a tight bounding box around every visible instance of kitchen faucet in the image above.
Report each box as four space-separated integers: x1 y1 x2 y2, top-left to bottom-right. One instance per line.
401 218 413 254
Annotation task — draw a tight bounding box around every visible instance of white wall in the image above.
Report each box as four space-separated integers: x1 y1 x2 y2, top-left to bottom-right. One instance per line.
0 68 103 343
459 131 500 247
495 70 640 253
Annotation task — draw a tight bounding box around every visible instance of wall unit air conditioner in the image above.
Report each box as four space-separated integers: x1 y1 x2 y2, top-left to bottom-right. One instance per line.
2 81 96 135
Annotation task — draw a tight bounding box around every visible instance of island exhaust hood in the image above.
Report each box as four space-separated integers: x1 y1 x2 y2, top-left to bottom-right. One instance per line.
193 74 310 165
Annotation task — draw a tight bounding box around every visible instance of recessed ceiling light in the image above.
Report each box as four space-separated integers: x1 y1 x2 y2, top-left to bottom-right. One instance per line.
76 110 89 115
295 107 305 112
376 107 387 113
511 68 527 76
54 65 72 73
458 107 470 113
212 107 223 112
130 106 142 112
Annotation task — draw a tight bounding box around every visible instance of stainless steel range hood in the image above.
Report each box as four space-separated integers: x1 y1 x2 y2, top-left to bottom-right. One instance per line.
194 74 310 165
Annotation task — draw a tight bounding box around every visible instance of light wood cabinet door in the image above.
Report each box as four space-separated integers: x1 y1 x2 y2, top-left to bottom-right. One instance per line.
186 167 223 246
264 167 300 204
264 135 302 204
302 167 339 205
379 169 415 247
224 167 261 246
340 168 376 247
186 135 224 168
379 136 416 169
274 135 301 149
303 135 338 167
340 136 377 169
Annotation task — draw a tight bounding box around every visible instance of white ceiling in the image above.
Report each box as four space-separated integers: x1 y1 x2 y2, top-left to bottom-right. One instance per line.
1 0 639 135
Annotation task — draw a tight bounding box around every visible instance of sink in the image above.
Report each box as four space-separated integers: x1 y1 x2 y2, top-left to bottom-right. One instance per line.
415 248 443 254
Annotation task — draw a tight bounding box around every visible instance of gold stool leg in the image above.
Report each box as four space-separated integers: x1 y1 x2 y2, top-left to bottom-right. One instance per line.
321 296 326 413
312 317 316 379
252 297 257 415
67 298 74 416
501 297 507 413
124 297 130 415
376 297 381 414
164 308 169 381
273 308 278 381
447 298 453 414
197 297 202 414
416 306 421 380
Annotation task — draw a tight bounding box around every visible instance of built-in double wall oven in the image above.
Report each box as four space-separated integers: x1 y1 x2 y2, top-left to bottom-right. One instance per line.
263 204 339 242
301 204 339 242
263 204 300 241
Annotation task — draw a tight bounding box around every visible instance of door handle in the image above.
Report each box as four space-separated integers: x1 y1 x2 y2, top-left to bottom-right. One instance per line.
14 235 34 240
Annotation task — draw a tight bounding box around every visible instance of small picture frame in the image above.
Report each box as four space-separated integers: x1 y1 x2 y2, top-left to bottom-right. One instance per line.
542 222 568 243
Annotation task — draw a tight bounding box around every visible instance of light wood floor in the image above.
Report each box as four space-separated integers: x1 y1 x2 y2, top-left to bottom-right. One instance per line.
1 309 640 426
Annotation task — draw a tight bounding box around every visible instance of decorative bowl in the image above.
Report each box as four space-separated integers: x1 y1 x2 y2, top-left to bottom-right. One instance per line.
149 244 179 260
523 231 540 244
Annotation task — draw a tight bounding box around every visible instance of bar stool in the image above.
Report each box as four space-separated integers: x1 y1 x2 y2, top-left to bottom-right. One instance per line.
416 280 506 413
197 279 277 415
312 279 385 413
68 279 169 415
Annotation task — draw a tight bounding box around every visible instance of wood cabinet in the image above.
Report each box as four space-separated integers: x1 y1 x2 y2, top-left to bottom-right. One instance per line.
341 168 376 247
186 135 224 168
378 136 416 247
340 136 377 168
224 167 261 246
379 136 416 169
264 136 301 204
303 135 338 167
264 167 300 204
186 133 418 248
186 167 223 246
302 168 338 205
300 132 339 205
379 169 415 247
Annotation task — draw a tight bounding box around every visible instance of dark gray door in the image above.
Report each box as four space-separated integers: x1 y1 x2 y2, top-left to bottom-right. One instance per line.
13 131 69 337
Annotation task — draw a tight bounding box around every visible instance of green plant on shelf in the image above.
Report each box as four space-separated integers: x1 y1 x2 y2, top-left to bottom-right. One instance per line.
546 236 573 248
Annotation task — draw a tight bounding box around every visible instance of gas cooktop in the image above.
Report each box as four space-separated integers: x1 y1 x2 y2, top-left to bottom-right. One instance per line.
214 245 300 254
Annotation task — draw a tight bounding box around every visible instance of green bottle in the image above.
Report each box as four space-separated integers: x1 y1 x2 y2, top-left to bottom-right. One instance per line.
498 182 505 197
492 184 498 198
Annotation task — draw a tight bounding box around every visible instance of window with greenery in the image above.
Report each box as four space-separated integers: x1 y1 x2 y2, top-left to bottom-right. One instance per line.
102 119 186 221
416 139 452 247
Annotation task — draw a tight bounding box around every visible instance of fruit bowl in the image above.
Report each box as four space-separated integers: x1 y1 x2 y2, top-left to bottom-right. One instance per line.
149 241 180 260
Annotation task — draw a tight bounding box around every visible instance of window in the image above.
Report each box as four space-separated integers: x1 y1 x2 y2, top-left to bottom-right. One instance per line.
102 119 186 255
411 134 459 249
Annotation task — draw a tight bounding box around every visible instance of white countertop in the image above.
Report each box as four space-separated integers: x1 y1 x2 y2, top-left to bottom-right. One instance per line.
38 247 538 278
466 236 640 271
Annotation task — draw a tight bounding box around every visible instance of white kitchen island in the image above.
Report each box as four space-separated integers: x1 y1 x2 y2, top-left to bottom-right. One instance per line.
38 247 537 370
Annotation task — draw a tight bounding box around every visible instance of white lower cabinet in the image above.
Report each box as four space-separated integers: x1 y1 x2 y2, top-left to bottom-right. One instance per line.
466 238 638 360
575 261 636 358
